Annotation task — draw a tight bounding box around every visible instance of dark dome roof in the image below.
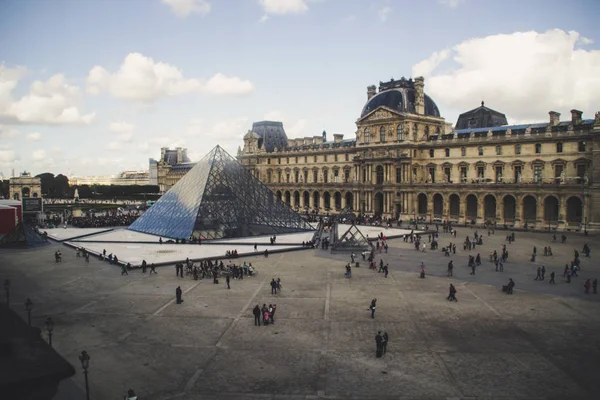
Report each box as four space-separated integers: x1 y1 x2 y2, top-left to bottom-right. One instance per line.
361 88 441 118
251 121 288 153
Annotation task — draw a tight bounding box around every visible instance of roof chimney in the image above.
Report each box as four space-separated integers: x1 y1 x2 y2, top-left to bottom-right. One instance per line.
333 134 344 143
367 85 376 100
570 109 583 126
549 111 560 126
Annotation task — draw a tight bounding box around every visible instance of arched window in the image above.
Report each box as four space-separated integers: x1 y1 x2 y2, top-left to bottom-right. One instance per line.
396 124 403 140
364 128 371 143
379 126 386 142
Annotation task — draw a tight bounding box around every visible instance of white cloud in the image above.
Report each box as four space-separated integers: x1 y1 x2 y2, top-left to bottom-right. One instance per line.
258 0 308 16
203 73 254 95
439 0 465 8
162 0 211 18
378 6 392 22
109 121 135 133
0 146 19 164
185 118 204 137
264 110 283 120
412 29 600 124
0 67 95 125
341 15 356 23
287 118 307 137
87 53 253 101
26 132 42 141
0 125 19 139
32 149 46 161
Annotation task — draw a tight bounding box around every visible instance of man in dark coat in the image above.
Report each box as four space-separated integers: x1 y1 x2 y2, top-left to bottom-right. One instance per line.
253 305 261 326
176 286 183 304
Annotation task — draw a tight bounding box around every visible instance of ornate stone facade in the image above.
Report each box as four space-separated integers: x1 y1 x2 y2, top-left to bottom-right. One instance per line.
238 76 600 231
9 172 41 200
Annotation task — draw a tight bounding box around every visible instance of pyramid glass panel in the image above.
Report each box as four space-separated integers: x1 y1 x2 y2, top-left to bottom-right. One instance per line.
331 223 373 253
129 145 314 240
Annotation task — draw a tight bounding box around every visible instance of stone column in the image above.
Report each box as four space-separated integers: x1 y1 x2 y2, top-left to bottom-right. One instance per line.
309 192 315 209
459 195 466 223
558 195 567 222
477 197 484 222
341 194 346 209
536 195 544 223
497 195 504 223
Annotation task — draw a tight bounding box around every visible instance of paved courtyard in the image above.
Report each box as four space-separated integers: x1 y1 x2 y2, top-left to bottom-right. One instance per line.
1 227 600 400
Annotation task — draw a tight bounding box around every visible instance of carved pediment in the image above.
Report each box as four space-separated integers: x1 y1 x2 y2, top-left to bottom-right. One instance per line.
359 107 402 123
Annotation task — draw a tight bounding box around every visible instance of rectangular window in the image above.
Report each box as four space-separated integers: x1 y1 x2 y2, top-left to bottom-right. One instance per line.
267 170 272 183
313 170 318 182
396 167 402 184
496 145 502 155
304 156 307 163
461 147 466 156
428 167 435 183
314 155 317 162
286 158 289 164
278 171 282 182
461 167 467 182
534 165 542 183
515 144 521 155
304 171 308 183
324 155 328 162
578 141 587 152
514 166 522 182
344 169 350 183
295 171 299 182
556 143 563 153
286 173 290 183
445 148 450 157
444 167 451 182
477 166 485 179
429 149 434 158
363 168 367 183
577 164 586 179
495 166 503 182
345 154 349 161
334 154 338 162
535 143 542 154
278 158 281 164
323 171 328 183
268 158 271 164
478 146 483 156
554 165 564 178
333 169 339 183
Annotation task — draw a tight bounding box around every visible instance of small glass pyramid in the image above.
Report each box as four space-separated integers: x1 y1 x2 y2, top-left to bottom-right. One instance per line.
331 223 373 253
128 145 314 240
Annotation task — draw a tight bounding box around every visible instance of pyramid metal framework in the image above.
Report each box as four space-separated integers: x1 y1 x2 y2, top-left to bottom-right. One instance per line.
0 222 48 248
128 145 315 240
330 223 373 253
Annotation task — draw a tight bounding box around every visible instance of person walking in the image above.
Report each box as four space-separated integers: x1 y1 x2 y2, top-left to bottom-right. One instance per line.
175 286 183 304
534 267 542 280
149 264 157 274
541 265 546 280
507 278 515 294
447 261 453 277
549 271 555 284
370 298 377 319
141 260 147 273
375 331 383 358
447 284 457 301
271 279 277 295
121 264 129 276
253 305 261 326
382 332 389 355
226 275 231 289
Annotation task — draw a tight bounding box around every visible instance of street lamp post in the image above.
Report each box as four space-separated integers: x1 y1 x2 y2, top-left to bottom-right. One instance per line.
79 350 91 400
45 317 55 347
24 298 33 327
4 279 10 307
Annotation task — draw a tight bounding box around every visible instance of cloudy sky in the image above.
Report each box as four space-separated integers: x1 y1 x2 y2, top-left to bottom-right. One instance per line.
1 0 599 177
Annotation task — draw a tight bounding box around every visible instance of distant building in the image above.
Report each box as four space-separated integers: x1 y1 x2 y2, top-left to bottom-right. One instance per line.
149 147 195 193
9 172 41 200
70 170 149 186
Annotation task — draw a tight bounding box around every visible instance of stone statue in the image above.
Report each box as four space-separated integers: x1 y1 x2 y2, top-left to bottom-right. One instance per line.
516 172 521 183
560 170 565 184
584 173 589 185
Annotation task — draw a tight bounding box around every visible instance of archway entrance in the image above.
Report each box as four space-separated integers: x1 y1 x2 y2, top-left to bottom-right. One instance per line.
484 195 496 221
324 192 331 210
13 192 20 200
449 194 460 218
22 187 31 197
294 191 300 208
334 192 342 209
303 191 310 208
374 192 384 216
522 195 537 223
313 192 320 209
466 194 478 221
566 196 583 223
503 195 516 222
345 192 353 210
417 193 427 216
433 193 443 217
285 191 291 205
544 196 559 223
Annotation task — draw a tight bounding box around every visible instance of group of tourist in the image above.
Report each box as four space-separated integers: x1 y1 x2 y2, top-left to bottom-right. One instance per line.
252 304 277 325
72 213 138 228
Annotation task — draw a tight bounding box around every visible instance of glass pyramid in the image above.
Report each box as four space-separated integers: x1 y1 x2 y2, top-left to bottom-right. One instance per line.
331 223 373 253
0 222 48 248
128 145 315 240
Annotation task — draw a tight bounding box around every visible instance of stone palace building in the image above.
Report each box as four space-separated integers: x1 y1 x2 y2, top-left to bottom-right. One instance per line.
154 76 600 231
236 76 600 231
